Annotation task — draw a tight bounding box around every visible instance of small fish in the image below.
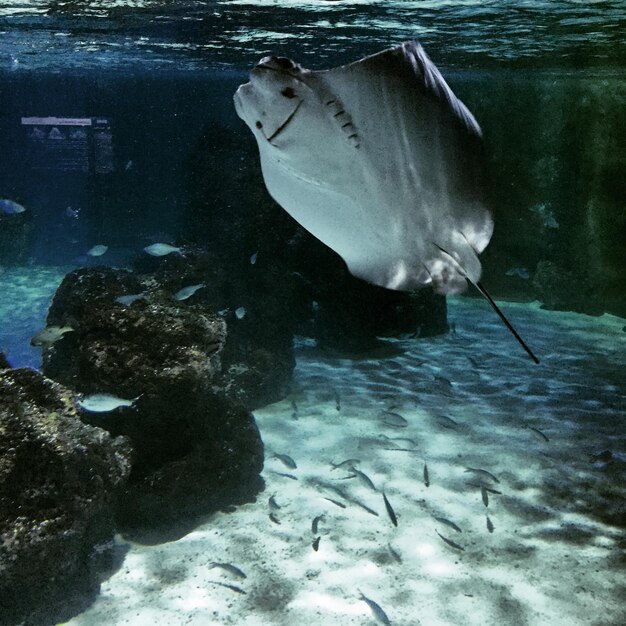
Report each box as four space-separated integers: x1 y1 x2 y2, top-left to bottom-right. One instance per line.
269 513 281 525
30 325 74 347
290 399 298 417
423 463 430 487
268 496 281 510
217 307 230 316
334 389 341 411
433 516 462 533
125 159 133 171
312 536 321 551
207 580 246 594
78 393 139 412
436 414 459 429
235 306 246 319
481 486 489 507
381 411 408 428
545 215 559 229
274 453 297 469
506 267 530 280
174 283 205 301
250 251 258 265
64 206 80 219
312 515 324 534
0 198 26 214
486 516 494 533
387 543 402 564
436 530 464 551
382 492 398 527
381 435 418 447
466 481 502 495
349 467 377 492
87 244 108 257
209 562 247 579
358 590 391 626
434 375 452 388
352 499 379 517
465 467 500 484
528 426 549 442
323 497 346 509
270 471 298 480
330 458 361 470
115 293 145 306
144 243 181 256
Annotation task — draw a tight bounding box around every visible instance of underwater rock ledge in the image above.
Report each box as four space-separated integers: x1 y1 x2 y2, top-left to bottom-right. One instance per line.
0 367 132 626
41 265 265 541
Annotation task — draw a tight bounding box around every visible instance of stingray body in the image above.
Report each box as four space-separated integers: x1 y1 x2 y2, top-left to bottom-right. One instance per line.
234 40 492 294
234 41 538 362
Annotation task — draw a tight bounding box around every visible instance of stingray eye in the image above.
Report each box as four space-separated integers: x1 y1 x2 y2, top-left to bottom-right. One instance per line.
281 87 296 99
255 121 263 129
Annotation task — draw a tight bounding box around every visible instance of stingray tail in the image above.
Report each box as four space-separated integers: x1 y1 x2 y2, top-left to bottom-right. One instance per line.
471 281 540 364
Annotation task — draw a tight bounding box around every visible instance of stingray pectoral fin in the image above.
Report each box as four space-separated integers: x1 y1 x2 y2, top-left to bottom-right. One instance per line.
473 281 540 364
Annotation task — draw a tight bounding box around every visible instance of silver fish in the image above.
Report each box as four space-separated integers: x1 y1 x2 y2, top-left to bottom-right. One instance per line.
250 251 258 265
433 516 462 533
436 530 464 551
382 492 398 527
0 198 26 214
87 244 108 257
381 411 408 428
349 467 377 492
465 467 500 484
174 283 205 301
78 393 139 412
209 562 247 579
312 514 324 534
235 306 246 319
115 293 145 306
274 453 297 469
30 325 74 347
144 243 181 256
358 590 391 625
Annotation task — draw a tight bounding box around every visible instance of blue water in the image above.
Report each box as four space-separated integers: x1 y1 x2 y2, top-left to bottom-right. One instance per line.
1 1 625 74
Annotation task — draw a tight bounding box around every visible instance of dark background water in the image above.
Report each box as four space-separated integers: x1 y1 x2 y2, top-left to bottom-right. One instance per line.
0 1 624 315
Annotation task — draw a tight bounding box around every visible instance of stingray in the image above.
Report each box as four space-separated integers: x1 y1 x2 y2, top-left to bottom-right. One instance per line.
233 40 538 363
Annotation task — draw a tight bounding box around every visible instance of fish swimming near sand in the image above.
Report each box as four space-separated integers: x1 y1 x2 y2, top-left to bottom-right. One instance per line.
78 393 139 412
30 325 74 347
433 516 462 533
436 530 464 551
274 453 297 469
0 199 26 215
312 536 321 551
382 491 398 527
234 39 539 363
358 590 391 625
311 514 324 534
144 243 182 256
209 562 247 579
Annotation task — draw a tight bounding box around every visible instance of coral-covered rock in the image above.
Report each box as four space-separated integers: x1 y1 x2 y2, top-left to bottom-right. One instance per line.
41 266 265 539
0 206 34 265
532 260 603 315
0 368 132 626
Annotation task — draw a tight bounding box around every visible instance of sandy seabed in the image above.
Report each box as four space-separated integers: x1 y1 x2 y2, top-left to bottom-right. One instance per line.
57 295 626 626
